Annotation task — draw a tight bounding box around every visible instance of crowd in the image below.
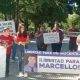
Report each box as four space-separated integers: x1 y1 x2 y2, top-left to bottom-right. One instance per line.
0 22 80 78
35 22 79 52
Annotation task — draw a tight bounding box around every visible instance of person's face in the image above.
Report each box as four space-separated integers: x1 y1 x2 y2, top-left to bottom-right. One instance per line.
28 56 36 65
54 24 59 30
40 26 45 32
20 26 25 33
4 29 10 36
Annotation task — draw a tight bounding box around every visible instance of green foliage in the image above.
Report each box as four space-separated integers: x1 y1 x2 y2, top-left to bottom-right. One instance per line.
67 13 80 25
0 0 70 31
61 22 68 29
67 13 80 29
0 13 5 20
0 0 16 14
18 0 68 22
33 0 68 23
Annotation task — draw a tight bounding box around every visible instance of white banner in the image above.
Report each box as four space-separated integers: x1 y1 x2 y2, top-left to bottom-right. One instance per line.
38 55 80 74
0 20 15 35
43 32 60 44
24 50 80 74
0 46 6 78
65 32 80 37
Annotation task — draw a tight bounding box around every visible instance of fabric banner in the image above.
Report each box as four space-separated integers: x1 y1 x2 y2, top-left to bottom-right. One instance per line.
0 46 6 78
65 32 80 37
24 50 80 74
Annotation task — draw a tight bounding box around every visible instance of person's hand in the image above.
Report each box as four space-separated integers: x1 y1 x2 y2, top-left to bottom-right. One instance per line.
13 36 17 41
18 42 22 45
35 32 42 38
21 42 26 47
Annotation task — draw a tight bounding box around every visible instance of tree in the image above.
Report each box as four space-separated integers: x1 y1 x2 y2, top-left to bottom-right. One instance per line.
67 13 80 28
0 0 16 20
29 0 68 30
0 0 68 31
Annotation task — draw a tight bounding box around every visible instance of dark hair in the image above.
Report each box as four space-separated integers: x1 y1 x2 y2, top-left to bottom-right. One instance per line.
39 24 45 30
28 54 37 58
18 23 27 37
3 27 10 32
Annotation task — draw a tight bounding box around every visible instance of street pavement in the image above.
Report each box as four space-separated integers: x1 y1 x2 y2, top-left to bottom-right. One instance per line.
0 39 80 80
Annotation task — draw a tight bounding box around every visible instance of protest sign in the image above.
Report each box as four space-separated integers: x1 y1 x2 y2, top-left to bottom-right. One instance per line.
0 20 15 35
0 46 6 78
24 50 80 74
38 55 80 74
38 52 80 74
43 32 60 44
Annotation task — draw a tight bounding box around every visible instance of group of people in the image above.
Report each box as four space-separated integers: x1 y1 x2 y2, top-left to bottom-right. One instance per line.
35 23 64 52
0 22 80 78
0 23 29 77
35 23 80 52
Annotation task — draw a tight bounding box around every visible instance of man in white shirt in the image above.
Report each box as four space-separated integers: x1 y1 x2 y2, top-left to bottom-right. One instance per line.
24 54 37 73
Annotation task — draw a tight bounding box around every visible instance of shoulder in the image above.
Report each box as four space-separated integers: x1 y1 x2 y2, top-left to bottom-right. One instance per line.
0 35 3 37
0 35 4 38
59 29 63 33
24 64 30 68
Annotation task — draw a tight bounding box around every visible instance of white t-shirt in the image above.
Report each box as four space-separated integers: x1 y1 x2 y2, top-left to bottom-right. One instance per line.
77 35 80 51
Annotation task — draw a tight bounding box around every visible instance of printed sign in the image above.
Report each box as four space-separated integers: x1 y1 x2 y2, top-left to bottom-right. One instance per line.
24 50 80 74
43 32 60 44
0 20 15 35
38 56 80 74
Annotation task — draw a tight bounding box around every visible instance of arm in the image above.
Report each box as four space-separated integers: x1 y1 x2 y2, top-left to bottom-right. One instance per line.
60 31 64 43
5 36 14 48
35 32 42 38
13 33 22 45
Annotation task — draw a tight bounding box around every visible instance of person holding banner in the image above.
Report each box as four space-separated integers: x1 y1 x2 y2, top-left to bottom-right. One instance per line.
0 27 13 76
14 23 29 77
51 23 64 52
68 23 79 52
35 24 47 51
